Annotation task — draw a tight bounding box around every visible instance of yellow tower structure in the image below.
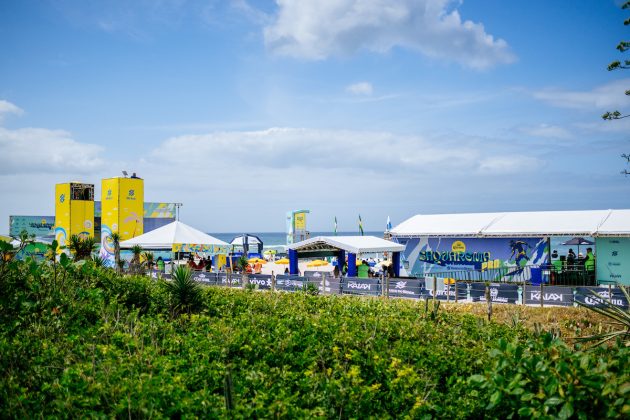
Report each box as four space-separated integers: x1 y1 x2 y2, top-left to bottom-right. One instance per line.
54 182 95 251
99 176 144 267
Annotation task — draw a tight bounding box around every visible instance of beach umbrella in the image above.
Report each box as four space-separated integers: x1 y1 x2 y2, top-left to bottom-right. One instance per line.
307 259 329 267
561 237 594 256
248 257 266 264
275 258 290 265
263 249 277 255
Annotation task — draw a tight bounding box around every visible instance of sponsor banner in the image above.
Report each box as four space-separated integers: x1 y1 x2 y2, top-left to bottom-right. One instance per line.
144 202 177 218
191 271 218 284
313 278 341 294
470 283 519 304
575 287 629 309
9 216 56 238
524 285 574 306
343 278 381 296
276 275 307 291
218 273 241 287
95 202 177 218
248 274 273 289
303 270 333 278
427 284 468 301
387 278 424 299
401 237 548 279
147 270 171 280
173 243 229 254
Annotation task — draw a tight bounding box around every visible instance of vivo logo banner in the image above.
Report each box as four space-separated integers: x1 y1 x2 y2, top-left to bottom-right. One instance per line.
249 274 273 289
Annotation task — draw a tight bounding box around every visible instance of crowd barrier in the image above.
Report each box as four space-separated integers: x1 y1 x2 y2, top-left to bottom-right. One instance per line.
147 270 628 309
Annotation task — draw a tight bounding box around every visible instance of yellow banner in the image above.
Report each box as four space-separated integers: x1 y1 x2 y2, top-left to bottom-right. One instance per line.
54 183 71 249
172 244 229 254
118 177 144 240
294 212 307 230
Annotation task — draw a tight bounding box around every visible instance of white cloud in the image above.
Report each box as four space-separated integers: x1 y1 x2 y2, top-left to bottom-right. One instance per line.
520 124 572 139
346 82 373 95
532 79 630 110
0 127 105 175
264 0 515 69
477 156 542 175
0 100 23 123
147 127 537 179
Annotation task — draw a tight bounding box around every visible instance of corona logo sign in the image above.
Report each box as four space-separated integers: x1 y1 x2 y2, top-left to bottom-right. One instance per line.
452 241 466 253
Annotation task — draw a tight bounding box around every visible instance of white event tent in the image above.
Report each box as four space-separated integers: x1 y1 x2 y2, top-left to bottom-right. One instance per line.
288 235 405 255
120 220 228 250
391 209 630 238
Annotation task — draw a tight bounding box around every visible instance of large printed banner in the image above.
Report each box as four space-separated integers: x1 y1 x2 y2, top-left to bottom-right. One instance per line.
401 237 548 280
523 285 574 306
343 278 381 296
470 283 519 304
95 201 176 218
172 243 229 254
9 216 55 238
275 275 307 291
425 284 468 301
575 287 629 309
388 279 424 299
248 274 273 290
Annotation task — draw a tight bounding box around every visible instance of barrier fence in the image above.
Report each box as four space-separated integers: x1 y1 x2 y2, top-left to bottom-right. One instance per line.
147 268 629 309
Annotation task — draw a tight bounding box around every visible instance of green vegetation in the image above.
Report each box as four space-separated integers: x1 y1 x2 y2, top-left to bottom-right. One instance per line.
0 244 628 418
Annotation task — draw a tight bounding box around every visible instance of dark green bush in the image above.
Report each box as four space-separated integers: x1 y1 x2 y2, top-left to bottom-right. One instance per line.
1 253 628 418
469 334 630 418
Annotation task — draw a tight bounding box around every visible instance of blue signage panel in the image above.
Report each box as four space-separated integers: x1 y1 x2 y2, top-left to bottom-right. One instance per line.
343 278 381 296
275 275 307 291
248 274 273 290
523 285 574 306
387 278 424 299
401 237 548 280
575 287 629 309
470 283 519 304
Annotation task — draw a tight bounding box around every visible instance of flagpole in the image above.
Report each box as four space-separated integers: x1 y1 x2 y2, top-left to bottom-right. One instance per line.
359 214 364 236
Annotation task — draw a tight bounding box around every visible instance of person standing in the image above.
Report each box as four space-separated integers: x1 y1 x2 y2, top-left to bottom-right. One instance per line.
156 256 165 272
567 249 576 268
584 247 596 284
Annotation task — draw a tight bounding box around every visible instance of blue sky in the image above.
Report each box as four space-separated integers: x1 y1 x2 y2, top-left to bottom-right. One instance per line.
1 0 629 233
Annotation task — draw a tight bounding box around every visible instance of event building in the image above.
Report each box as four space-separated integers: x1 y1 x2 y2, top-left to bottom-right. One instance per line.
390 210 630 286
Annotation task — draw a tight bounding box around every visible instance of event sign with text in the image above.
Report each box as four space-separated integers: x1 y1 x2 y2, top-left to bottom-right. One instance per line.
401 237 548 279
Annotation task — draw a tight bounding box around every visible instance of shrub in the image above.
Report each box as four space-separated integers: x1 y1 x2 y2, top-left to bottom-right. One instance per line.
163 265 203 316
469 334 630 418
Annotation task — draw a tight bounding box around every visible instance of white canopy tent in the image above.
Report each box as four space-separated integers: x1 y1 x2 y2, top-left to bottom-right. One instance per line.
119 220 228 250
390 209 630 238
596 210 630 236
288 236 405 254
